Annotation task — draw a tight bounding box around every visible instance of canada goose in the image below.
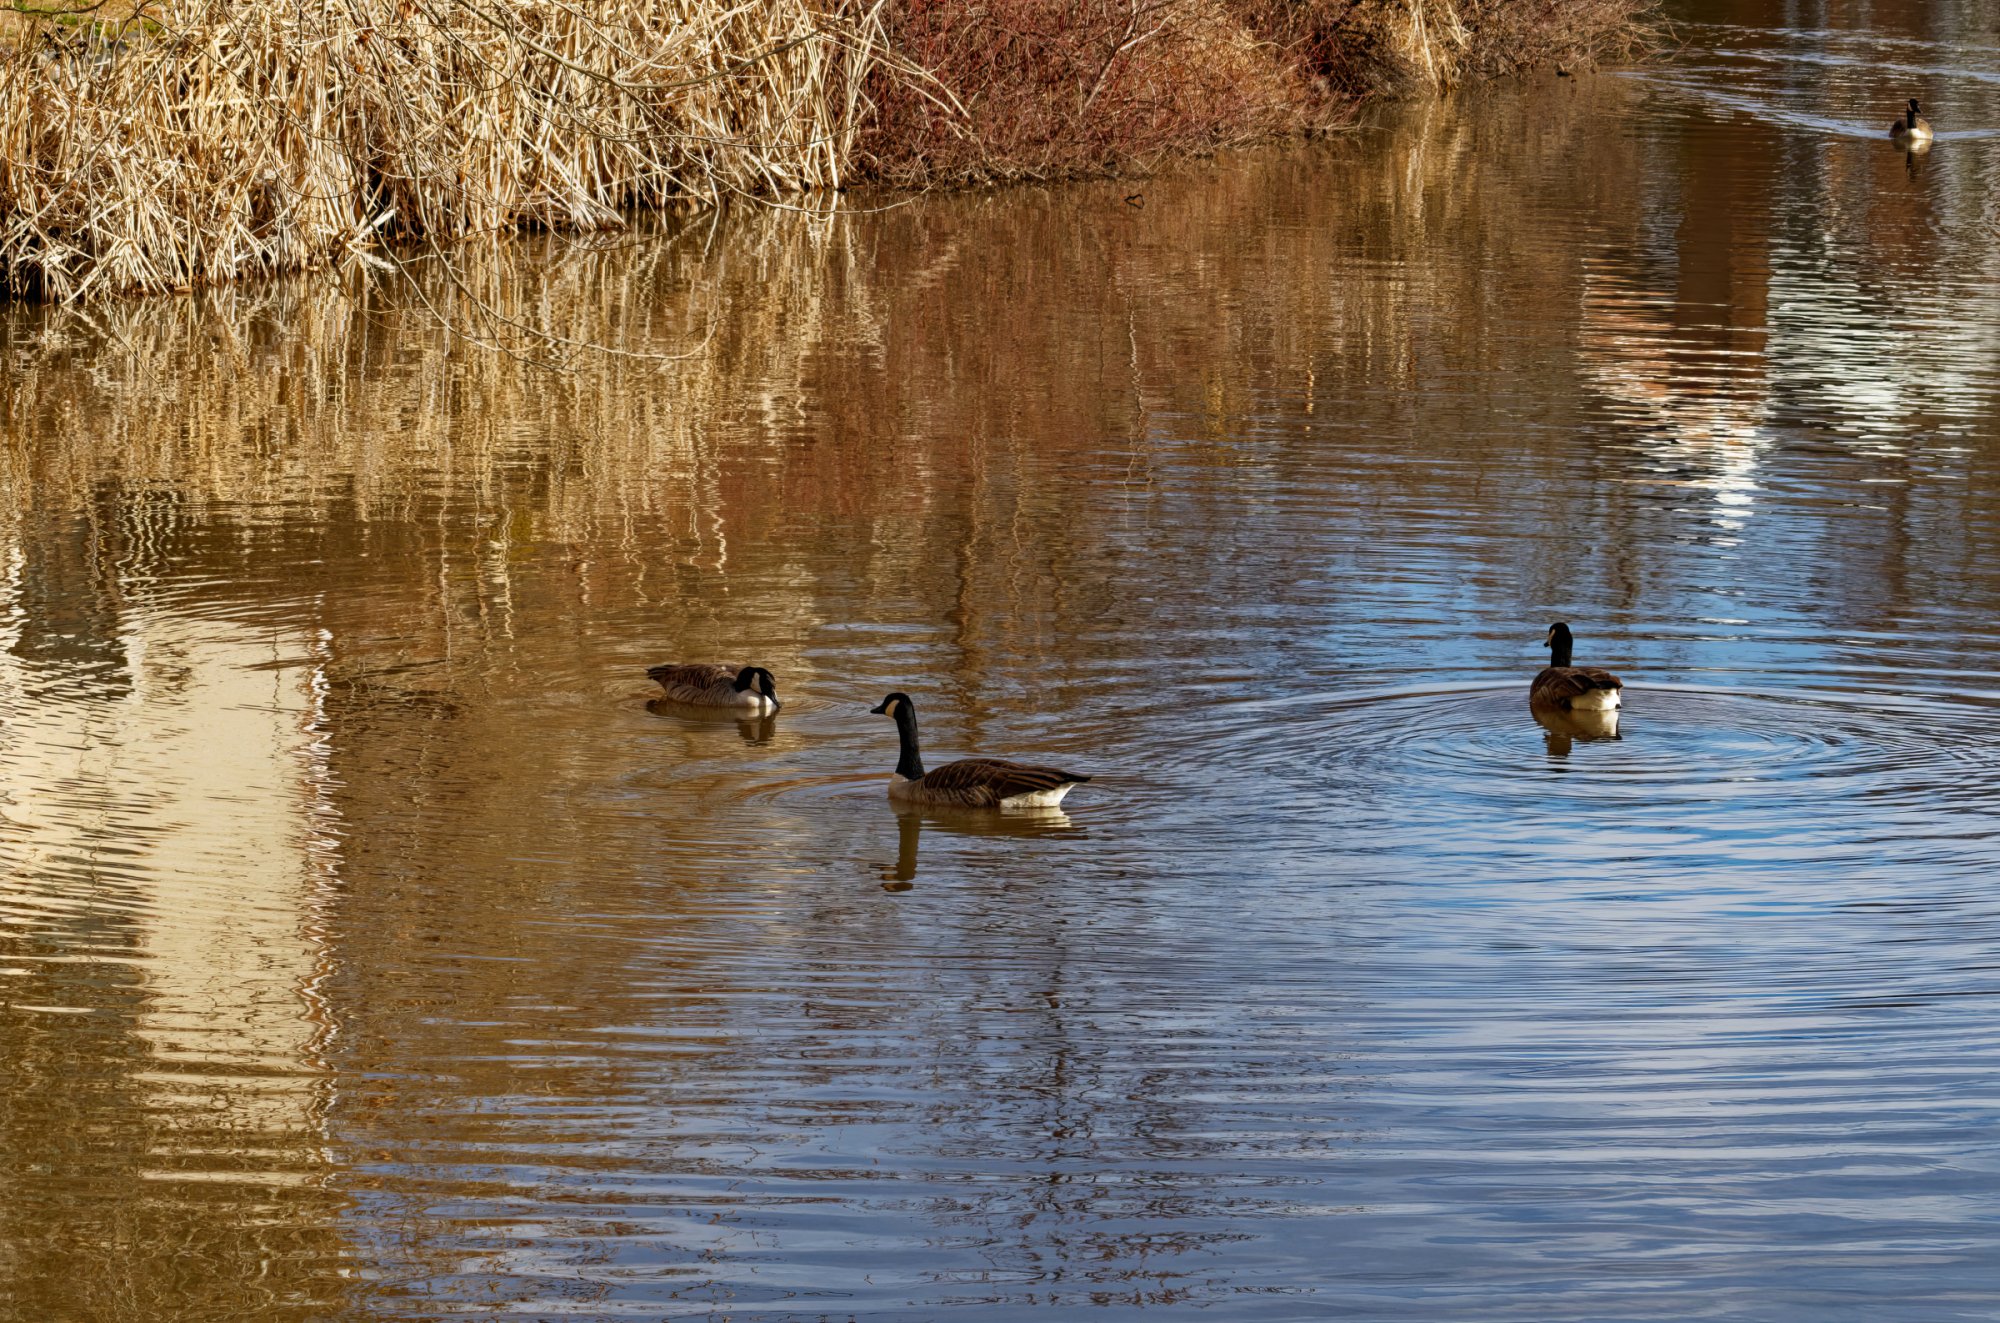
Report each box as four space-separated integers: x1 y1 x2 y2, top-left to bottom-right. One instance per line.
1890 98 1933 144
869 692 1091 808
646 663 780 714
1531 623 1624 711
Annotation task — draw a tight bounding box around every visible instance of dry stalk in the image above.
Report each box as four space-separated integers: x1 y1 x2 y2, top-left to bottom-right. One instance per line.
1 0 1655 304
1 0 921 300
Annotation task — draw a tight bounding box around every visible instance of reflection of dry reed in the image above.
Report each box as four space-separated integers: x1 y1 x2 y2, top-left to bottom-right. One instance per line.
0 208 872 552
0 0 900 300
0 81 1640 542
0 80 1671 680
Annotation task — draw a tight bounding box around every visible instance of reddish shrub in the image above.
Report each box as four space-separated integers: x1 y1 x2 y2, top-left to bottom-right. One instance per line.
856 0 1657 187
856 0 1314 187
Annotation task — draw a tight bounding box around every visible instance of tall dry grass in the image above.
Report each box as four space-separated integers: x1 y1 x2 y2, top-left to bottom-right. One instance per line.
0 0 1655 302
0 0 904 300
1237 0 1658 97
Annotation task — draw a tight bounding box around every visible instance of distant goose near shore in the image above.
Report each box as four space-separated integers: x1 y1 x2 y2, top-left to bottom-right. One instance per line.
1891 98 1933 145
647 664 781 713
1531 623 1624 712
869 692 1091 808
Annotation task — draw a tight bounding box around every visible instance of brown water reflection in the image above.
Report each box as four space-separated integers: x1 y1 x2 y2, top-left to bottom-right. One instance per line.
9 17 2000 1319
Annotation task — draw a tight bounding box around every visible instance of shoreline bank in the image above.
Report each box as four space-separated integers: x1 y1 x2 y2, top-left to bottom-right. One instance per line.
0 0 1652 303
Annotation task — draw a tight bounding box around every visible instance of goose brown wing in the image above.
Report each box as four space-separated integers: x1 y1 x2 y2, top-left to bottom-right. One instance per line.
1575 666 1623 691
921 758 1091 806
647 663 737 689
1531 665 1623 702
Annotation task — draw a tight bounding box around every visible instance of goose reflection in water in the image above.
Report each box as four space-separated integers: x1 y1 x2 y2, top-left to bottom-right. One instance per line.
644 698 778 746
1533 704 1621 760
883 804 1085 888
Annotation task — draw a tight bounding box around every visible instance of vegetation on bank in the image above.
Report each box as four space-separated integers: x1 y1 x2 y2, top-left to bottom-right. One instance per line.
859 0 1655 185
1 0 901 300
0 0 1652 301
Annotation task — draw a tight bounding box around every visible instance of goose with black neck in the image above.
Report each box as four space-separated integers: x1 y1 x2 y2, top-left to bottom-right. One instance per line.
869 692 1092 809
1531 622 1625 712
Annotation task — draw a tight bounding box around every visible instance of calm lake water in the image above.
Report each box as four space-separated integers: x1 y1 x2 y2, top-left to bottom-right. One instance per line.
7 4 2000 1319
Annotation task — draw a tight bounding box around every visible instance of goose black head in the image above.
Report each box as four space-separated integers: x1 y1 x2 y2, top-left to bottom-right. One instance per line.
1909 97 1923 118
870 692 915 719
733 666 780 709
1543 622 1574 667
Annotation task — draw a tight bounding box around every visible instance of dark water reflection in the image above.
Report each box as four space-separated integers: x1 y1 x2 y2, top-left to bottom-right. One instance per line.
8 5 2000 1318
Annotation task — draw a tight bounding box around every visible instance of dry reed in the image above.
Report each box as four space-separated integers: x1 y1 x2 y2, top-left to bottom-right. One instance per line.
0 0 906 300
0 0 1654 303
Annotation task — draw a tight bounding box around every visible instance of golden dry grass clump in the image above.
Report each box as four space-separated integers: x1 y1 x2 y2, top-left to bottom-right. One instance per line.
0 0 898 300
